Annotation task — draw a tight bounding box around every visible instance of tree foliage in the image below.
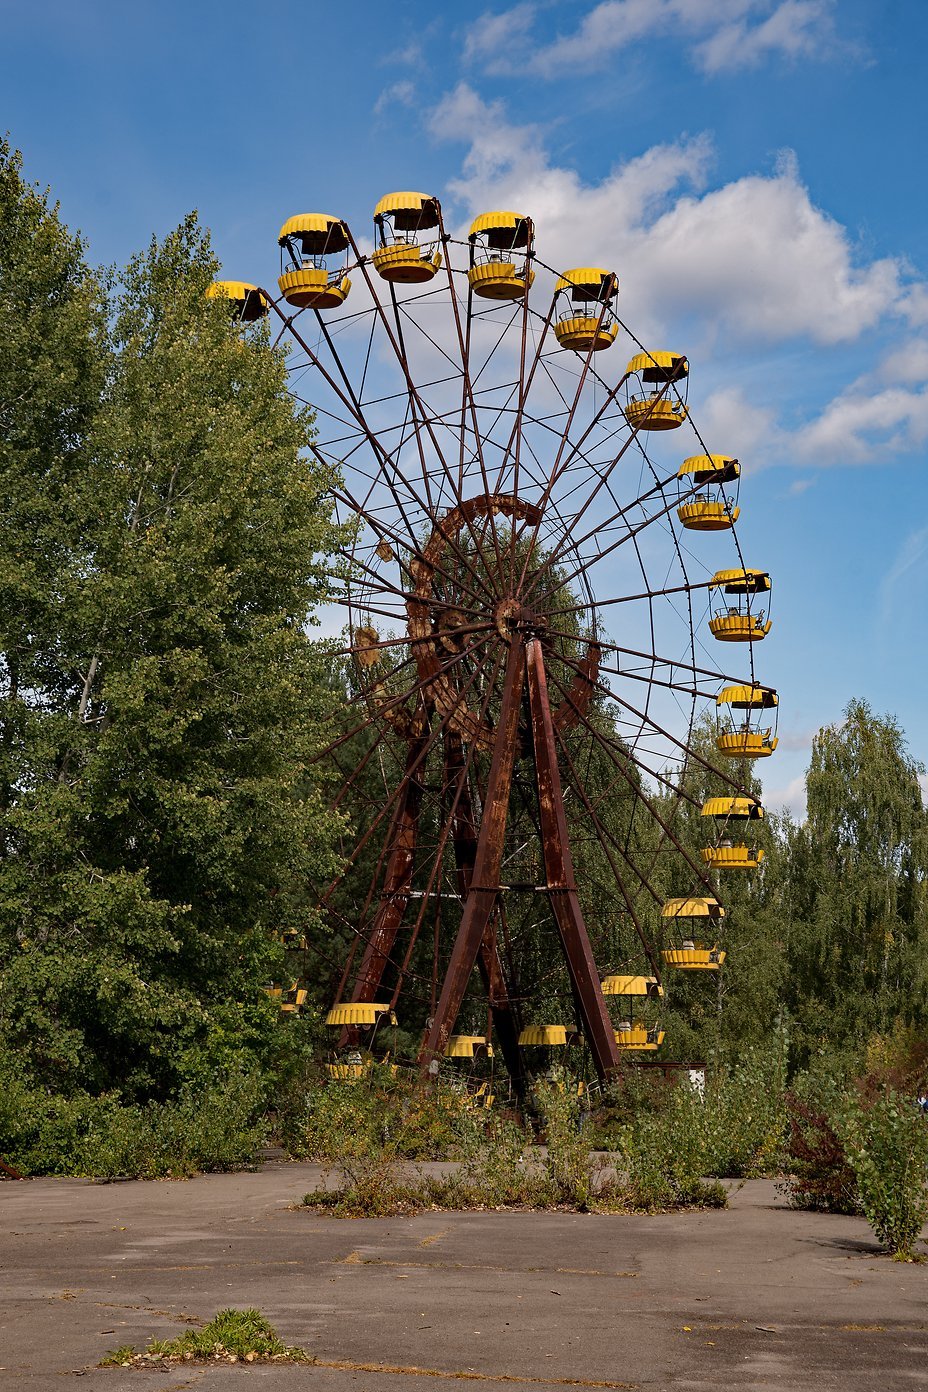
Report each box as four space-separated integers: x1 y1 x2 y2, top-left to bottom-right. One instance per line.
0 145 345 1117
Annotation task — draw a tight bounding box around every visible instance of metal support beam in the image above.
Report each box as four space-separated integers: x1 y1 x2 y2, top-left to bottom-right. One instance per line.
339 705 431 1047
443 729 527 1095
524 638 621 1083
418 638 526 1071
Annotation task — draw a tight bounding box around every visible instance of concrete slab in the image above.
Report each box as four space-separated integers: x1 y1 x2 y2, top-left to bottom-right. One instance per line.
1 1166 925 1391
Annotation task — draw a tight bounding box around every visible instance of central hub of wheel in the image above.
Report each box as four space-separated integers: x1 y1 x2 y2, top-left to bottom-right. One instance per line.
495 598 522 641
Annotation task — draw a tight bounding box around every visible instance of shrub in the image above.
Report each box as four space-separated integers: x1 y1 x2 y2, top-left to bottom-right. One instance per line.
840 1089 928 1260
0 1066 265 1177
102 1308 307 1365
779 1090 859 1214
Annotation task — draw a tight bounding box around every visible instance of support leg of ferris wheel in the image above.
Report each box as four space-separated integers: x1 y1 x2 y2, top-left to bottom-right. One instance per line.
418 638 526 1073
524 638 622 1083
337 702 432 1050
443 728 527 1096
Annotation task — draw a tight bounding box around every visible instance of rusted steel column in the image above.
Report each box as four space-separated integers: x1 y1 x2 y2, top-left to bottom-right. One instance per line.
444 731 527 1094
339 707 432 1049
418 639 526 1071
524 638 621 1083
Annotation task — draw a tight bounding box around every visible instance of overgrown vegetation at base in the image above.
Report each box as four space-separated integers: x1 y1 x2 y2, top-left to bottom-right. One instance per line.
0 1063 265 1177
101 1309 307 1367
2 137 928 1230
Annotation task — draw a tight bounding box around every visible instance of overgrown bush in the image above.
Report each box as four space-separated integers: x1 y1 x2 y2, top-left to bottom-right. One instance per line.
0 1064 265 1177
779 1088 859 1214
281 1066 476 1164
840 1089 928 1259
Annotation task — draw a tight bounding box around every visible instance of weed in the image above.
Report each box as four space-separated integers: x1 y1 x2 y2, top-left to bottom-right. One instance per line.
840 1089 928 1260
101 1308 307 1366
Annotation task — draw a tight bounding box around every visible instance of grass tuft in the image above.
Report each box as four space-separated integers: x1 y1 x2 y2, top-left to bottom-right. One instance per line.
100 1308 308 1366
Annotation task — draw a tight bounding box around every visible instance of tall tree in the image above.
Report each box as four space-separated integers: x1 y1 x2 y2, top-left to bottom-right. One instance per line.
782 699 928 1066
0 196 346 1101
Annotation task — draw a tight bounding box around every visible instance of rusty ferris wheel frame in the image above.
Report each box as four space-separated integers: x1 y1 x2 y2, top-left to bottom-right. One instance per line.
239 196 768 1089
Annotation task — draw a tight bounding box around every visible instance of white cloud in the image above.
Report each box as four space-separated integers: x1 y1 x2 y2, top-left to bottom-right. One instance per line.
463 3 536 64
374 80 416 116
763 771 807 820
694 386 779 463
430 87 911 351
876 337 928 386
880 525 928 618
464 0 838 78
796 384 928 463
696 0 834 73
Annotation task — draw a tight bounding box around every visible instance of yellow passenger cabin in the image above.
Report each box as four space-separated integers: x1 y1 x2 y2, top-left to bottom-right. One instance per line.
206 280 268 322
372 192 442 284
553 268 619 351
614 1023 665 1051
517 1024 575 1046
277 214 352 309
677 455 741 531
715 684 779 757
353 625 381 667
601 974 664 998
468 211 534 300
624 351 688 431
325 1002 397 1027
701 795 766 821
708 568 772 642
661 897 725 970
702 843 765 870
444 1034 492 1059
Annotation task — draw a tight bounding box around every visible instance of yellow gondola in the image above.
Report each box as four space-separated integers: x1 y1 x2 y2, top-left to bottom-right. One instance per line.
372 192 442 284
353 626 381 667
601 974 664 997
277 214 352 309
701 795 765 820
468 211 534 300
661 897 725 970
614 1024 665 1051
624 351 688 430
715 684 779 757
677 455 740 531
708 568 772 642
444 1034 492 1059
325 1002 396 1027
553 269 619 351
662 945 726 969
206 280 268 322
281 988 308 1015
702 843 765 870
518 1024 574 1046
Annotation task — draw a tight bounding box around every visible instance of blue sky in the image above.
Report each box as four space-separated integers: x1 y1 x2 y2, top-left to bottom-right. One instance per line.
6 0 928 816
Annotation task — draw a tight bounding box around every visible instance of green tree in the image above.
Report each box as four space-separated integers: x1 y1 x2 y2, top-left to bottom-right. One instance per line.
0 189 346 1106
783 699 928 1068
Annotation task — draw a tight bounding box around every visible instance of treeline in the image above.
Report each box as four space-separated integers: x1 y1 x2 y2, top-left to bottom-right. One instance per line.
1 144 926 1173
0 142 347 1159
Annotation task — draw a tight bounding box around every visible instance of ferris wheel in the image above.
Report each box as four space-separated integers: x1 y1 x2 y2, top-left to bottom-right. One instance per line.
209 190 778 1089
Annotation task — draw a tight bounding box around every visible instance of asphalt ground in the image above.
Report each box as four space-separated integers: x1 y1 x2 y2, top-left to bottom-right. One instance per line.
2 1166 926 1391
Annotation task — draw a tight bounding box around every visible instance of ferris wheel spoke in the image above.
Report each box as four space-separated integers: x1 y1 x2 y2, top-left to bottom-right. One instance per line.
380 643 509 1010
544 670 715 897
318 637 499 910
532 469 709 605
518 383 678 609
310 631 496 768
512 296 621 594
553 646 750 800
540 627 748 687
552 720 664 976
341 236 504 589
277 303 498 609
